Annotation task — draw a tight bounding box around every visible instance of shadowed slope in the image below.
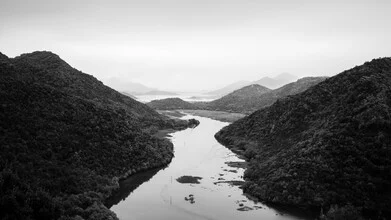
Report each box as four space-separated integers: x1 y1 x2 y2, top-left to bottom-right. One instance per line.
0 51 196 220
215 57 391 219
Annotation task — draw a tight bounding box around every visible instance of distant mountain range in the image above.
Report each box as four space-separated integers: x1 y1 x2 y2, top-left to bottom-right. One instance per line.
253 72 298 89
215 57 391 219
140 90 177 96
205 80 251 97
147 76 326 114
104 77 177 96
205 73 299 97
208 77 327 113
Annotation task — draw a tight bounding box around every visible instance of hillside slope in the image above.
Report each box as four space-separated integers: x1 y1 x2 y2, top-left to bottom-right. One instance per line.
254 72 298 89
0 51 196 220
205 80 251 97
206 84 271 112
207 77 326 113
147 97 199 110
215 58 391 218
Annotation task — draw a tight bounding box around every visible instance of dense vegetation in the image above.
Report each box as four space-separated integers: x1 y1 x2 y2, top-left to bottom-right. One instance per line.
147 77 325 115
147 97 199 110
204 84 271 113
206 77 326 113
0 51 197 220
215 58 391 219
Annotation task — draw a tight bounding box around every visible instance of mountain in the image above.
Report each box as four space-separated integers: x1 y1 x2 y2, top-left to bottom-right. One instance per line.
140 90 178 96
206 77 326 113
205 80 251 97
147 98 199 110
215 58 391 219
104 77 176 96
253 72 298 89
145 77 325 114
205 73 298 97
274 72 298 81
121 91 137 99
205 84 271 112
104 77 153 94
0 51 197 220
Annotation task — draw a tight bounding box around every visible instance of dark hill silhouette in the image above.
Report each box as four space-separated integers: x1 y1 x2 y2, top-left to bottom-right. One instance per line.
215 57 391 219
0 51 197 220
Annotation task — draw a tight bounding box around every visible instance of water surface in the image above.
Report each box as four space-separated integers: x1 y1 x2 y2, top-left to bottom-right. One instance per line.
110 115 312 220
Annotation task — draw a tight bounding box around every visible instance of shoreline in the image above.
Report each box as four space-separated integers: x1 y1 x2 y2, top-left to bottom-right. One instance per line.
158 109 246 122
105 118 199 209
214 134 321 219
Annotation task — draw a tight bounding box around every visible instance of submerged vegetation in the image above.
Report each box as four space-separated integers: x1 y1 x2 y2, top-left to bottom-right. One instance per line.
215 57 391 219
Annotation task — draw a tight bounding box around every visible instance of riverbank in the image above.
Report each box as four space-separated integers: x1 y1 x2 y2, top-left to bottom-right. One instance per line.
158 109 246 122
214 132 321 219
106 117 200 211
110 114 314 220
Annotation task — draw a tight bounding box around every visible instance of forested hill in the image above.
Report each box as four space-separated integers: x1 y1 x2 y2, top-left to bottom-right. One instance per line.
205 84 271 112
147 97 199 110
146 78 325 114
8 51 169 128
215 57 391 219
206 77 326 113
0 51 197 220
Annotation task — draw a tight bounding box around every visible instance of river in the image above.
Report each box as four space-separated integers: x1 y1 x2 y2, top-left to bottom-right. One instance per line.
108 114 313 220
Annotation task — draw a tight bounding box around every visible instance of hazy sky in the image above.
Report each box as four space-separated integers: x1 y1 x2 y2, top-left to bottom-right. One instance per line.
1 0 390 91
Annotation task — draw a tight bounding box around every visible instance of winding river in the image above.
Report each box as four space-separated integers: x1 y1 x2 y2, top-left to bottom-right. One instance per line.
108 114 313 220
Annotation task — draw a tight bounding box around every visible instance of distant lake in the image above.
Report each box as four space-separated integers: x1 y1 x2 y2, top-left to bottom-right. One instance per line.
108 114 313 220
135 94 217 103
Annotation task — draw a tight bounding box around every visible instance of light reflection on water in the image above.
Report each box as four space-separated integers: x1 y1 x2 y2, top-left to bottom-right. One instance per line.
109 115 312 220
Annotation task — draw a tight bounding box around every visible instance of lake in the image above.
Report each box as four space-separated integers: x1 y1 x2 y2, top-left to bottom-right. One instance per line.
108 114 313 220
134 94 217 103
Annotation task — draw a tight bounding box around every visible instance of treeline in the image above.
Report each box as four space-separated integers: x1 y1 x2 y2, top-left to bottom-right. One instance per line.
146 77 326 114
215 58 391 219
0 51 197 220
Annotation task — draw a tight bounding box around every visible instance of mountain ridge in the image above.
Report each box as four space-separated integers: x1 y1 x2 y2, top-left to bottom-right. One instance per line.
215 57 391 219
0 51 197 220
146 77 326 115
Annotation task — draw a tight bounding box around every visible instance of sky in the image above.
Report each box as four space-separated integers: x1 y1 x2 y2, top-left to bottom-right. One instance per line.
1 0 391 92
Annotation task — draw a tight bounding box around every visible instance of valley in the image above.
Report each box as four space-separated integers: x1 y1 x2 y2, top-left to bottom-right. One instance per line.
1 51 390 220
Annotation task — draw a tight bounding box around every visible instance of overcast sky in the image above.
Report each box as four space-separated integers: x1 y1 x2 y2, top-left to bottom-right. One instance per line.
1 0 390 91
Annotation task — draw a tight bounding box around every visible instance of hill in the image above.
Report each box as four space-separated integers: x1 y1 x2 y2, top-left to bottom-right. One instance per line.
253 72 298 89
205 73 298 97
147 98 199 110
140 90 178 96
103 77 177 96
205 84 271 112
215 58 391 219
207 77 326 113
104 77 154 94
121 91 138 99
0 51 197 220
205 80 251 97
145 78 325 115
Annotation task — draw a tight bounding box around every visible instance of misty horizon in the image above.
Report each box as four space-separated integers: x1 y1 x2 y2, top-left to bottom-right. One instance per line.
1 0 391 92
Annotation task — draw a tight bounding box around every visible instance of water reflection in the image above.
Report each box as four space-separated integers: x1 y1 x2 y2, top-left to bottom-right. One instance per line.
109 115 314 220
106 167 163 208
